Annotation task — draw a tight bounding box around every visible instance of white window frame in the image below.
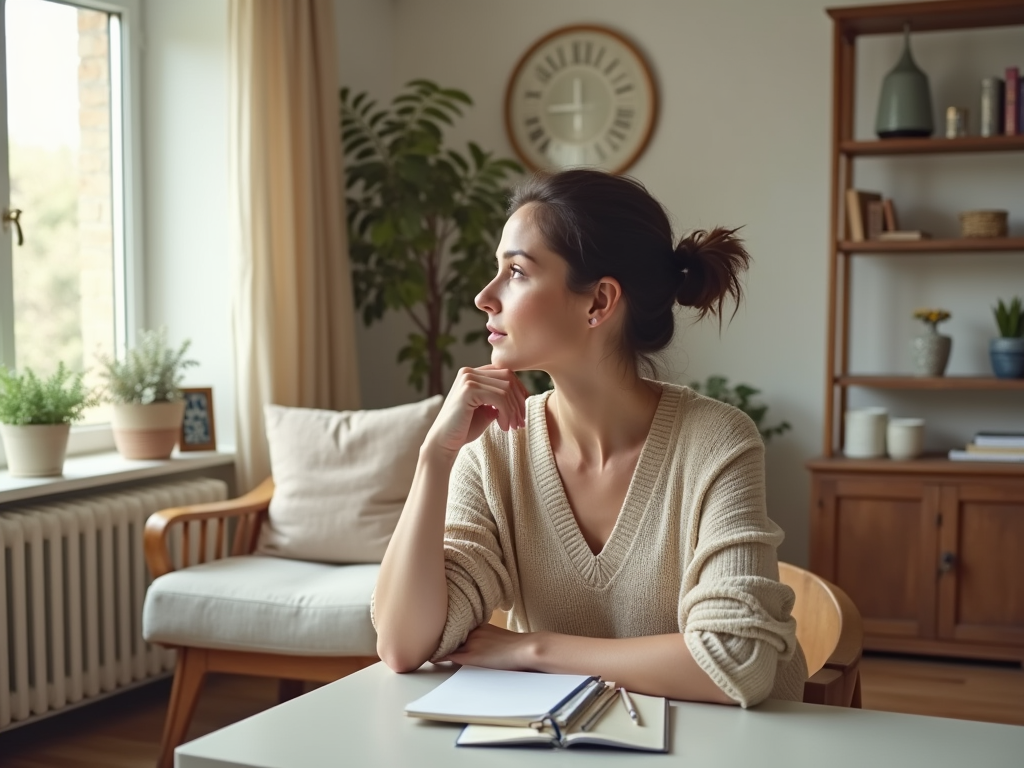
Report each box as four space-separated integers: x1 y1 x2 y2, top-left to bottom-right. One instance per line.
0 0 144 463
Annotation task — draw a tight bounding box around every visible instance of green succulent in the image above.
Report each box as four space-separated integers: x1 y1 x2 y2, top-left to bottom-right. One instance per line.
0 363 97 425
993 297 1023 338
96 328 198 404
689 375 792 442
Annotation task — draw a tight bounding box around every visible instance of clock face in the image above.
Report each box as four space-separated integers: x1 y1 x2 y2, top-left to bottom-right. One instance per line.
505 25 657 174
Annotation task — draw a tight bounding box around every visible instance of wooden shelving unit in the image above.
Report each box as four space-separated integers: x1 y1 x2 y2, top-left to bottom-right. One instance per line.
835 375 1024 391
840 134 1024 156
810 0 1024 665
838 237 1024 254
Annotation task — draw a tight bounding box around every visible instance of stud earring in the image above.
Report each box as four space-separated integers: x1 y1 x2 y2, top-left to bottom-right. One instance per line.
589 318 597 326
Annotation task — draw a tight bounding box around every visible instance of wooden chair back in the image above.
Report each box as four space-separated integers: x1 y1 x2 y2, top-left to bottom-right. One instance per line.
778 561 863 707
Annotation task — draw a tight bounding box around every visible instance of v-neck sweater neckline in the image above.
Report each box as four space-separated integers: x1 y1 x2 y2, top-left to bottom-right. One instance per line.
528 384 682 585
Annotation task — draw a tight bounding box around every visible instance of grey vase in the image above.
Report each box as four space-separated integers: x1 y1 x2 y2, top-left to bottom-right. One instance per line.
910 328 951 377
876 25 934 138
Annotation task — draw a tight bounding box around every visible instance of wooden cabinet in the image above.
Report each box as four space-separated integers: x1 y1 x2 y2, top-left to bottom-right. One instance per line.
809 1 1024 663
810 459 1024 662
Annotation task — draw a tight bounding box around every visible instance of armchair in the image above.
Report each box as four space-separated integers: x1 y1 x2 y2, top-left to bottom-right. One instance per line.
143 478 378 768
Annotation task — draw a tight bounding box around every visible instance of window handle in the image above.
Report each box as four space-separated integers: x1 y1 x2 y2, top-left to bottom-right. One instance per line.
3 208 24 246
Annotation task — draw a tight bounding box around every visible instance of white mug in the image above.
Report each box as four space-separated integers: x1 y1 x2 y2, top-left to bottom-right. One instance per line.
887 418 925 460
844 408 888 459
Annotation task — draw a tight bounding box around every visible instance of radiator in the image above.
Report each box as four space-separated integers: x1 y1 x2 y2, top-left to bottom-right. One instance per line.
0 477 228 729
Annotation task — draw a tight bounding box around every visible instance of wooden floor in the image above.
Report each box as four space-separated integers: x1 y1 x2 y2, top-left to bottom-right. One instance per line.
1 654 1022 766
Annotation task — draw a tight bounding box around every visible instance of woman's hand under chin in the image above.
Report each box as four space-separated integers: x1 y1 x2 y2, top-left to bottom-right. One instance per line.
438 623 544 672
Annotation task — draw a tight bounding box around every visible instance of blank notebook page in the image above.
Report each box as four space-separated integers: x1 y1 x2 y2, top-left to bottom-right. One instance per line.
405 666 593 719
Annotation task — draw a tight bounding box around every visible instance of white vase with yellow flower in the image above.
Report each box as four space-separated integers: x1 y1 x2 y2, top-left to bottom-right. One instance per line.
911 308 951 377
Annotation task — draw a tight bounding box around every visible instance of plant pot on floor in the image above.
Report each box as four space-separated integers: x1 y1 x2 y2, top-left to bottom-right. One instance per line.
0 423 71 477
990 337 1024 379
111 400 186 460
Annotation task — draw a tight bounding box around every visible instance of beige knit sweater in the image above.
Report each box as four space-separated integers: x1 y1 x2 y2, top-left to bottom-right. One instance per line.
419 382 806 707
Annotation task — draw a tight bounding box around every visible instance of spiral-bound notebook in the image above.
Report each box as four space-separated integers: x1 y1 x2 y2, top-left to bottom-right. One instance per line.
404 666 668 752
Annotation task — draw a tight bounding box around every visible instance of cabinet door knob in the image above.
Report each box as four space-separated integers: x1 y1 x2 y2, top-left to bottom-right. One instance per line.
938 551 956 575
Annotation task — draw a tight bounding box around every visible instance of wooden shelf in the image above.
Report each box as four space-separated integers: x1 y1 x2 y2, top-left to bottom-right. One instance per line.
836 375 1024 390
828 1 1024 38
807 454 1024 476
838 237 1024 254
840 134 1024 157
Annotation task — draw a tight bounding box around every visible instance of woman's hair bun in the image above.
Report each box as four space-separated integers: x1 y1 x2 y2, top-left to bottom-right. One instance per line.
674 227 751 323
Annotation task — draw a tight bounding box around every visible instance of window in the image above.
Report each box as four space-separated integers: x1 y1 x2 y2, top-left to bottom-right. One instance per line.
1 0 142 456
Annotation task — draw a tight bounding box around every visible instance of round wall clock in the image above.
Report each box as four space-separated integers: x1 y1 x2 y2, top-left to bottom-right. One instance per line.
504 25 658 174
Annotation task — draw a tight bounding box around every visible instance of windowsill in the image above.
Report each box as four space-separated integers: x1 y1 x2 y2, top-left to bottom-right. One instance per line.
0 449 236 505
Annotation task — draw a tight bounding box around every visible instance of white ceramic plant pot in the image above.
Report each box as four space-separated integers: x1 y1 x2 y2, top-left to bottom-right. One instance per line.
111 400 186 460
0 423 72 477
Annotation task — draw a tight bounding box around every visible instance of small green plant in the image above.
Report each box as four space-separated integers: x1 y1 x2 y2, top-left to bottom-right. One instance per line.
96 328 198 404
689 375 792 442
993 297 1023 338
0 363 97 425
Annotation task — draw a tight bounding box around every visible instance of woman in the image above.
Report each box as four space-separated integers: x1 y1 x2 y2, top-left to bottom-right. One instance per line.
372 169 806 707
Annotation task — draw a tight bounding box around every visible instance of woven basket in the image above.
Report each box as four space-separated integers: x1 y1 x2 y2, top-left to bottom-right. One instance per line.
959 210 1008 238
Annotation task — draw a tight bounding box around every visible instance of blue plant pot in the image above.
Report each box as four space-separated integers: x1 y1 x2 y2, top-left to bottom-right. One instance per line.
990 337 1024 379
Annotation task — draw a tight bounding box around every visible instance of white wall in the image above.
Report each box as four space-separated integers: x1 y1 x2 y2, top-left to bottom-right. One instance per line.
142 0 235 447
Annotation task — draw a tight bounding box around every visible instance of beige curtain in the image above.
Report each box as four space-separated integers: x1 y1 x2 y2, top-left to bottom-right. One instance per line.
229 0 361 492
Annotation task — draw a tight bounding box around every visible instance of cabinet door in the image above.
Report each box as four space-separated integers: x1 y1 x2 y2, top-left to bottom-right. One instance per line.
937 481 1024 647
812 476 938 641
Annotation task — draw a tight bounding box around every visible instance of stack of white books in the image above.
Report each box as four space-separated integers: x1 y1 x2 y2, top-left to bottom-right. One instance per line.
948 432 1024 462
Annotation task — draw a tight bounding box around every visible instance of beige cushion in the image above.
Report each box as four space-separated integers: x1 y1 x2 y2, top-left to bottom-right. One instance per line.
257 396 442 563
142 556 379 656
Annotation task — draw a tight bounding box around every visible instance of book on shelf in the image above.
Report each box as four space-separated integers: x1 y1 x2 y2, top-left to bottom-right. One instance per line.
1007 67 1020 136
866 200 885 239
949 449 1024 463
965 443 1024 455
404 666 668 752
973 432 1024 448
882 198 898 231
877 230 930 241
844 189 882 242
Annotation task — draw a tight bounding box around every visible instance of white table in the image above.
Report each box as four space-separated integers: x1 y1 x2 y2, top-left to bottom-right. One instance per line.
176 662 1024 768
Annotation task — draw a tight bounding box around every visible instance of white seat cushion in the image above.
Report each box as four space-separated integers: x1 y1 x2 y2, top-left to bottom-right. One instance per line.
142 556 379 656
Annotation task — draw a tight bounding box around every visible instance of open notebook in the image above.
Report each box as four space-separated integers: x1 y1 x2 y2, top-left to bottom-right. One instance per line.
404 666 668 752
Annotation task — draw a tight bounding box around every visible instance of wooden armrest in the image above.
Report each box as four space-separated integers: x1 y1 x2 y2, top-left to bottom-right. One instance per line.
145 477 275 578
824 581 864 671
803 667 844 706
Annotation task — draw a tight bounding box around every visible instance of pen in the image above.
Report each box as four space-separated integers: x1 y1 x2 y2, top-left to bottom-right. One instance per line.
578 684 618 732
619 687 641 726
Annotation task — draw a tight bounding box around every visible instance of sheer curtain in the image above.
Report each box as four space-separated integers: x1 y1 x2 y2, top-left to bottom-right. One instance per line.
229 0 361 492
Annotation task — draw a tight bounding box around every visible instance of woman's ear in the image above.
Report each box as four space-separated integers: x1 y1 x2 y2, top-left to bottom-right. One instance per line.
587 277 623 327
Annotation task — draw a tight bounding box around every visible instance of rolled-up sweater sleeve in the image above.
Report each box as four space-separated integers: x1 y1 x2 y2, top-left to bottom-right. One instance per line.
430 443 514 661
678 420 801 708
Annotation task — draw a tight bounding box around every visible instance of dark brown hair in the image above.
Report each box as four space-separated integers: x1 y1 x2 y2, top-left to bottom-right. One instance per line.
508 169 751 373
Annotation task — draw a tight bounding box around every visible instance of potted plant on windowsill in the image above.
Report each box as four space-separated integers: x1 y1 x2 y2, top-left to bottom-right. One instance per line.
991 297 1024 379
97 328 198 460
0 363 97 477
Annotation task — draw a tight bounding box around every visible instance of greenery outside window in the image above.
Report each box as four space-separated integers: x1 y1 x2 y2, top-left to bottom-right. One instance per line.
0 0 144 466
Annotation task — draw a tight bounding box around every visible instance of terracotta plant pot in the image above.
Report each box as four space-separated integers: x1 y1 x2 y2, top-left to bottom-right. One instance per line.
111 400 186 460
0 423 72 477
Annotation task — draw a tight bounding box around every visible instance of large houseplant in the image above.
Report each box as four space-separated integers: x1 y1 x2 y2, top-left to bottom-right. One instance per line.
341 80 522 394
0 363 96 476
991 297 1024 379
97 328 198 459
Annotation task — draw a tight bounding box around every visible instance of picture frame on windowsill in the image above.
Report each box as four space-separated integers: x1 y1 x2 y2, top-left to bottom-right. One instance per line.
179 387 216 452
